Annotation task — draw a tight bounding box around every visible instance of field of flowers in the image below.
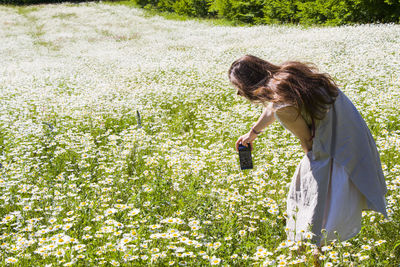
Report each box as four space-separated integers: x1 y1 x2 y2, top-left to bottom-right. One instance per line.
0 3 399 266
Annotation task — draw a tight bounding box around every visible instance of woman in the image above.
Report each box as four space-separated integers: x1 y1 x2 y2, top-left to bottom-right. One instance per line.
229 55 387 246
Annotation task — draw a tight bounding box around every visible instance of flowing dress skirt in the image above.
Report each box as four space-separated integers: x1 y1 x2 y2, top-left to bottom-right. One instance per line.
286 151 368 245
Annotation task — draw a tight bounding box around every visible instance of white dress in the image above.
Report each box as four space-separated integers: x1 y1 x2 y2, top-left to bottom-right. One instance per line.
285 152 368 244
273 102 368 245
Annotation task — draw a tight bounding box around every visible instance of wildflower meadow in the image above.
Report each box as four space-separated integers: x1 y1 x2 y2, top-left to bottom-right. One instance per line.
0 3 399 266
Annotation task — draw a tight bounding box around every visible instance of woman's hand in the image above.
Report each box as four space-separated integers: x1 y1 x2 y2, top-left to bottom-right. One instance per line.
235 130 258 151
235 104 275 152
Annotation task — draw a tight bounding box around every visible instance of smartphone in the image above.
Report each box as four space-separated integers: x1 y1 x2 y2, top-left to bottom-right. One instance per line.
238 144 253 170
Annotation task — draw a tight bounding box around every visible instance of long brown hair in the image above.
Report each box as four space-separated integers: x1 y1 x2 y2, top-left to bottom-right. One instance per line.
229 55 338 120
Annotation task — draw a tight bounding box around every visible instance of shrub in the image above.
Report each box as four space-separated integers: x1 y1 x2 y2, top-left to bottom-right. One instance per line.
2 0 399 25
137 0 400 25
209 0 265 23
173 0 213 17
261 0 298 24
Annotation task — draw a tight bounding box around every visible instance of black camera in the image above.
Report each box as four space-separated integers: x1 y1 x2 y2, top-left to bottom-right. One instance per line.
238 144 253 170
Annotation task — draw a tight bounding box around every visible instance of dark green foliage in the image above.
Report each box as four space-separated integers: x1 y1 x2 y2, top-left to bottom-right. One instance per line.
131 0 400 25
261 0 298 24
295 0 400 25
135 0 215 17
2 0 399 25
174 0 214 17
209 0 265 23
295 0 353 25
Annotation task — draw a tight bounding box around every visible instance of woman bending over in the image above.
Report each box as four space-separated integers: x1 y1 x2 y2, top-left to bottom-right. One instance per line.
229 55 387 246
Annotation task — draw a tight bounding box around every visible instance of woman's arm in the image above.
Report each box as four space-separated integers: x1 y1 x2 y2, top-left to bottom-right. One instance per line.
253 102 276 133
275 106 313 152
235 103 276 151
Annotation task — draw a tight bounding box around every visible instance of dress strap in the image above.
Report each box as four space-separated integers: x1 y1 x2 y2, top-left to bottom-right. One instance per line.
310 117 316 141
272 102 292 111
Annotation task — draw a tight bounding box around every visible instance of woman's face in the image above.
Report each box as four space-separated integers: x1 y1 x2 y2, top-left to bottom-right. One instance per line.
229 74 245 97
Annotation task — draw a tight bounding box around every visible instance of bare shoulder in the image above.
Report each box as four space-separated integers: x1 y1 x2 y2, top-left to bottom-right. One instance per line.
275 106 301 123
